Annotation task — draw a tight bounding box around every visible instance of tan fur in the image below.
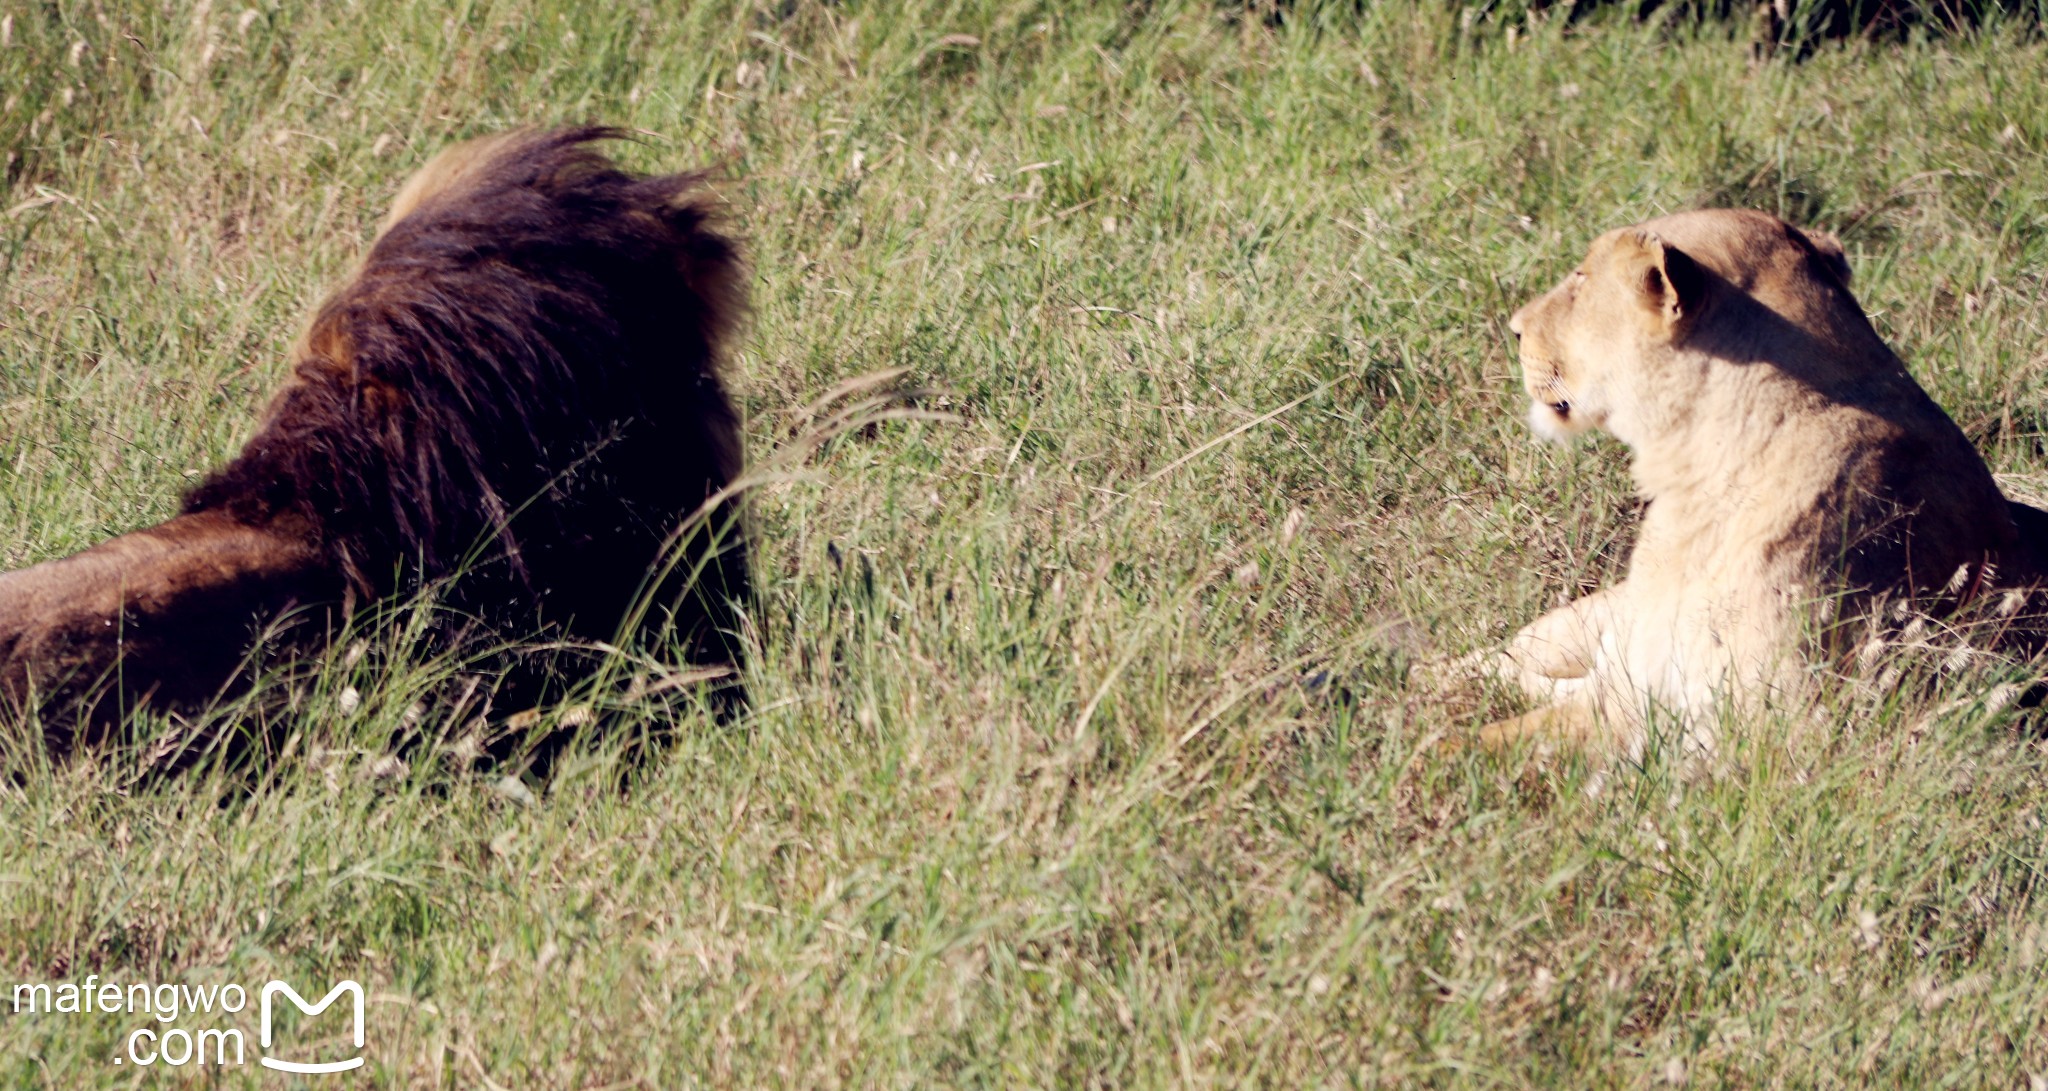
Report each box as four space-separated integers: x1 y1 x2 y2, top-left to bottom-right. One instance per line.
376 131 523 234
1483 209 2042 758
0 511 334 749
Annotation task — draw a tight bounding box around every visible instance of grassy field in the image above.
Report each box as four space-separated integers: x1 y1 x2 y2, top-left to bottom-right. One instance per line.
4 0 2048 1085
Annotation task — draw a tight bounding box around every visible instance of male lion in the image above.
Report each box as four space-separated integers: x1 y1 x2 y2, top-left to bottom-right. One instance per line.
0 127 749 752
1481 208 2047 757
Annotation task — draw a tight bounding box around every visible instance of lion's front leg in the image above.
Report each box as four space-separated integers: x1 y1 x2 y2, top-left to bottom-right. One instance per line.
1476 699 1612 753
1434 695 1628 758
1498 585 1623 700
1430 587 1632 757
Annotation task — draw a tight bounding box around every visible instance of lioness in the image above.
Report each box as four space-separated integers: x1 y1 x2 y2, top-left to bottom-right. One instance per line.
1482 208 2048 756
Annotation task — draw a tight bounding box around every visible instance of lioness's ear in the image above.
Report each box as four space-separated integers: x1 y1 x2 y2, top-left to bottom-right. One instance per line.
1803 229 1852 286
1628 229 1704 330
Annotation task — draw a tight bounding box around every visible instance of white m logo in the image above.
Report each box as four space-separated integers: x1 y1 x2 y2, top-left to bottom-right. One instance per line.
259 979 365 1074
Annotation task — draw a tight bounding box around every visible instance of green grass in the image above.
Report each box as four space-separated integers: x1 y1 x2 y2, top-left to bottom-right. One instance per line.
4 0 2048 1085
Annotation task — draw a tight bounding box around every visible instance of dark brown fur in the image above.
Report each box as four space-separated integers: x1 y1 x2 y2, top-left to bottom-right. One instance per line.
0 127 749 751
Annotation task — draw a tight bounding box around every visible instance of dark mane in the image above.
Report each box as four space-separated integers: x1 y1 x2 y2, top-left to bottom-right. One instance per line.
187 127 747 642
0 127 750 750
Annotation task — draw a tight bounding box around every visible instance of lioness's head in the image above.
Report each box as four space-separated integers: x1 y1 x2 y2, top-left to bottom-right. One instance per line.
1508 209 1854 446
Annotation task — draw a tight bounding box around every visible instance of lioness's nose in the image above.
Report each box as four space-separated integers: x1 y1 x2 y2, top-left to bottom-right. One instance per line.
1507 308 1525 339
